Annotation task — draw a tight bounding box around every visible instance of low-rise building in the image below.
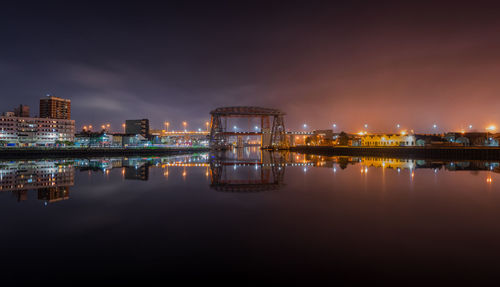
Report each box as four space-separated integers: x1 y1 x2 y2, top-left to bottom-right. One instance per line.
0 114 75 146
360 133 416 146
74 131 112 147
444 132 500 146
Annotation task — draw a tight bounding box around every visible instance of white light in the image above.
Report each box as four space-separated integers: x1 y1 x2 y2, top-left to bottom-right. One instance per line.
364 124 368 128
333 124 336 128
303 124 307 128
396 124 400 128
433 124 437 129
254 126 259 130
469 125 473 129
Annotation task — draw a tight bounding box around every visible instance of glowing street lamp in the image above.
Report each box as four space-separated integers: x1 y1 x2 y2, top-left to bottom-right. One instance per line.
164 122 170 133
303 123 307 129
205 121 209 132
364 124 368 128
122 123 126 133
486 125 496 132
182 121 187 132
332 123 337 129
469 124 473 130
88 125 92 131
396 124 400 129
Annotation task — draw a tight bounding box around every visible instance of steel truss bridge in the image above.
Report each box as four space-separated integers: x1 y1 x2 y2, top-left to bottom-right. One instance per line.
209 106 287 149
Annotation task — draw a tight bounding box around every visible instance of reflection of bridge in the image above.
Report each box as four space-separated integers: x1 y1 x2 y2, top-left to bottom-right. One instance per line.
209 106 286 149
208 151 286 192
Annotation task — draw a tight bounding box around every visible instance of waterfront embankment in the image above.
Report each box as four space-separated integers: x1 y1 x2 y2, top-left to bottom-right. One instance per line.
0 147 209 159
290 145 500 160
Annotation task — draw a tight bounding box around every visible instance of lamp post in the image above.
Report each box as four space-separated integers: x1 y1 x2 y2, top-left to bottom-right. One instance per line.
122 123 126 133
183 121 187 132
205 121 209 132
164 122 170 133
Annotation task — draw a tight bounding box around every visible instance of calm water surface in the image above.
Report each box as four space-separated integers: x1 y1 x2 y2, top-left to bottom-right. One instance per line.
1 148 500 285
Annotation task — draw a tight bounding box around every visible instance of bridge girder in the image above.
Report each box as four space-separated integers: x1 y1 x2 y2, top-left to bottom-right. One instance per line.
209 106 287 149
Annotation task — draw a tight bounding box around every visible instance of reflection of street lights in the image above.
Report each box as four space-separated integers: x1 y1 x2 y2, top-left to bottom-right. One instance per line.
486 125 497 145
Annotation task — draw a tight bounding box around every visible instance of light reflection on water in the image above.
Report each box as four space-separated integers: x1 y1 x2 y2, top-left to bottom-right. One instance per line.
0 147 500 284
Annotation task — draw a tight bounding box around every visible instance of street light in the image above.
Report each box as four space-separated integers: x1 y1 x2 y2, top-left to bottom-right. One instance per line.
122 123 126 133
205 121 209 132
182 121 187 132
164 122 170 133
364 124 368 129
469 125 473 130
396 124 400 129
303 123 307 129
332 123 337 129
88 125 92 131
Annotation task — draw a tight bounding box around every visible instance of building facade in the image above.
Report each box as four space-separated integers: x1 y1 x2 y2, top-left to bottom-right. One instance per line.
360 134 416 146
0 115 75 146
125 119 149 138
39 96 71 120
13 105 30 117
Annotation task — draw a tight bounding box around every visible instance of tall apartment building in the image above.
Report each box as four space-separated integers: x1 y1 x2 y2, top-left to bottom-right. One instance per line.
39 96 71 119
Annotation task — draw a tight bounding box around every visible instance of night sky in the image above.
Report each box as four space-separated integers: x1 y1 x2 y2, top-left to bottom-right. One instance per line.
2 1 500 133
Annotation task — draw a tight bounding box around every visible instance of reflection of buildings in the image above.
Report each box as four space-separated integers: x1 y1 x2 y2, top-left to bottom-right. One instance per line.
123 165 149 181
38 187 70 203
0 160 74 203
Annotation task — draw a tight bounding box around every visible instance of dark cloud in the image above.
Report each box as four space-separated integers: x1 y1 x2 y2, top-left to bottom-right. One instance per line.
1 0 500 132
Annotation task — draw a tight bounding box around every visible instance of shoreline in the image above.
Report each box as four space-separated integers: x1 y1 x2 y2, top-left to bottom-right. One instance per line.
0 147 209 159
290 145 500 160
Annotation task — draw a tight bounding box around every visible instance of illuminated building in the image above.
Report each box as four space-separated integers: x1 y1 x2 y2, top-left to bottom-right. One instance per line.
0 114 75 146
39 95 71 120
360 133 416 146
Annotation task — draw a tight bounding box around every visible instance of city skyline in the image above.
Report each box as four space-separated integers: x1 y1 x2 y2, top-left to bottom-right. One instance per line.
2 1 500 132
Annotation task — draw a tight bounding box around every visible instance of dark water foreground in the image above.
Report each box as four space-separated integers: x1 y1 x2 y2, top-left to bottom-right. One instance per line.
1 148 500 285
